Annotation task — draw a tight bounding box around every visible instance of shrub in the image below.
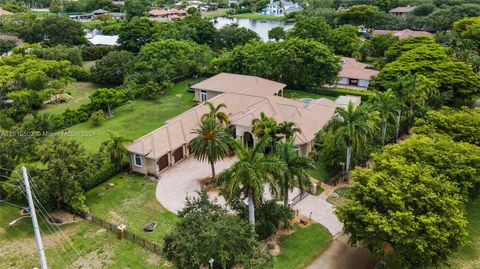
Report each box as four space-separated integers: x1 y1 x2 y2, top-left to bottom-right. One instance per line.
81 46 116 61
90 110 105 127
311 87 373 100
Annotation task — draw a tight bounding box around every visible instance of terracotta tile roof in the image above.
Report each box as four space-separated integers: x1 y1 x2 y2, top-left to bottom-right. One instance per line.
126 92 337 159
371 29 432 39
338 57 379 81
389 6 415 13
148 8 186 16
191 73 286 97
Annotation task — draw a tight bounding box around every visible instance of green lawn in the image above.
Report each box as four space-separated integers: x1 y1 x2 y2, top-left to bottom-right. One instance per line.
202 8 231 18
39 82 102 116
81 19 122 29
65 80 196 153
232 13 286 21
0 204 171 268
85 173 177 244
275 224 332 269
283 89 337 101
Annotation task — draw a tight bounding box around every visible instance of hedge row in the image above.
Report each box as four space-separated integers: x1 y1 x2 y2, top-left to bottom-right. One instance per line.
311 87 373 100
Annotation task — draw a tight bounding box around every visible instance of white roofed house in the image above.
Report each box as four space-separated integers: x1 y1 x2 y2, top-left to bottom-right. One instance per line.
263 0 303 16
336 57 379 90
126 73 339 177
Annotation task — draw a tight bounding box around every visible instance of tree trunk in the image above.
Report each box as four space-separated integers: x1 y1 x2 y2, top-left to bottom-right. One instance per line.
107 104 112 118
283 181 289 208
395 109 401 143
210 161 215 180
248 189 255 225
381 122 387 145
345 144 351 183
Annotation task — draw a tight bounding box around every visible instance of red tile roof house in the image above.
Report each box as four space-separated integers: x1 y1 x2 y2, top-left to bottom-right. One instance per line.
335 57 379 90
148 8 187 19
126 73 343 177
389 5 416 17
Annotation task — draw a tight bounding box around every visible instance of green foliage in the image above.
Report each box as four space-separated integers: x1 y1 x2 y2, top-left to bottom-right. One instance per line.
31 45 83 66
268 26 286 41
328 25 361 56
362 34 399 58
18 15 87 46
339 5 391 28
81 45 116 61
214 38 340 90
288 16 331 43
0 39 16 54
91 50 136 85
89 88 125 117
124 0 149 19
312 87 373 100
6 90 45 121
413 3 436 16
164 190 274 269
338 157 468 268
414 106 480 146
100 131 131 170
118 17 157 52
156 14 219 47
89 110 105 127
385 36 437 62
420 4 480 32
134 39 213 84
215 23 260 50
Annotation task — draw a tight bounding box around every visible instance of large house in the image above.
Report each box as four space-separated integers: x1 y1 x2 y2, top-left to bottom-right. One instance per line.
263 0 303 16
371 29 432 39
336 57 379 90
126 73 339 176
389 5 415 17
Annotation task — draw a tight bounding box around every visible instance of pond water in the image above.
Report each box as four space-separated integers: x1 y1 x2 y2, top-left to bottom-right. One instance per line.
212 17 294 41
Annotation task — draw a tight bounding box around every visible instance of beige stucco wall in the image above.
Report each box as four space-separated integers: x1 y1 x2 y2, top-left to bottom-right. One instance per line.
129 153 157 175
194 89 221 102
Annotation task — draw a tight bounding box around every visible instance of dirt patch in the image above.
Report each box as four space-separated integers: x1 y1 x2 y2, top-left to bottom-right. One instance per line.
108 211 125 225
71 247 113 269
50 210 81 225
265 236 281 256
198 176 216 191
146 252 162 265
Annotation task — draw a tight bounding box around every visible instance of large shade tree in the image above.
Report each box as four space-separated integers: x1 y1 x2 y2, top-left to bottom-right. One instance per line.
189 117 230 179
216 136 285 225
326 102 375 181
277 140 314 208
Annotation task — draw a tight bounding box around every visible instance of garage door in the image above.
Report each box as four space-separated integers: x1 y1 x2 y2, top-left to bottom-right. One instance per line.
173 147 184 163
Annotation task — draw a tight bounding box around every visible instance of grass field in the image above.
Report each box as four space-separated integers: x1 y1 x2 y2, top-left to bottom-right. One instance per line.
0 204 171 269
85 173 177 243
66 80 196 153
232 12 286 21
307 158 329 181
283 89 337 101
202 8 231 18
275 224 332 269
39 82 102 116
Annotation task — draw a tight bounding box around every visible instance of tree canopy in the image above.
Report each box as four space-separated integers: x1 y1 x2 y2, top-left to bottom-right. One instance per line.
91 50 137 85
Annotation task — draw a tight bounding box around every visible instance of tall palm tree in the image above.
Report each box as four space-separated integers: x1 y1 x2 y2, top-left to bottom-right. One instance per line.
251 112 278 139
277 121 301 140
189 117 230 179
327 102 375 182
216 136 285 225
277 139 314 208
371 89 399 145
201 102 229 125
100 131 131 170
391 73 438 125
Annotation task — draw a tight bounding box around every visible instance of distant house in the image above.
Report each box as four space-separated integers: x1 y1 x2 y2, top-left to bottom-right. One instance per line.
371 29 432 39
263 0 303 16
335 95 362 109
336 57 379 90
389 6 415 17
86 30 119 46
69 9 125 20
148 8 187 19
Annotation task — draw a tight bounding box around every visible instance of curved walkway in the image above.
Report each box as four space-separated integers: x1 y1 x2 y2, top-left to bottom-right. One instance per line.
155 156 343 235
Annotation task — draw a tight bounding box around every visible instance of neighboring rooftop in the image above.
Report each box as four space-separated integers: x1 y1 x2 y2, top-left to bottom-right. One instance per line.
126 92 337 158
389 6 416 13
0 35 23 46
190 73 286 97
338 57 379 80
87 35 119 46
335 95 362 108
148 8 187 16
371 29 432 39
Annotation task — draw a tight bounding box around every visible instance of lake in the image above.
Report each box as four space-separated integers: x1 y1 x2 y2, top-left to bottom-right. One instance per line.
212 17 294 41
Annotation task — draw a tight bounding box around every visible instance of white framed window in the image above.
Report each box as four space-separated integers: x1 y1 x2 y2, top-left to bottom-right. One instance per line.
200 90 208 102
134 154 142 167
294 146 300 155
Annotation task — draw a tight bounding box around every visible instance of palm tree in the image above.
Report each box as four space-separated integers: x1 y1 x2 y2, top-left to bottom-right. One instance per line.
216 136 286 225
100 131 131 170
371 89 399 145
277 139 314 208
251 112 278 139
277 121 301 140
201 102 229 125
327 102 375 182
189 117 230 179
391 73 438 125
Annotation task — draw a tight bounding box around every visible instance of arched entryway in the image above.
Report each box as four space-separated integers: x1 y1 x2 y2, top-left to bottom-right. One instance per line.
173 147 184 163
243 131 254 148
157 154 169 172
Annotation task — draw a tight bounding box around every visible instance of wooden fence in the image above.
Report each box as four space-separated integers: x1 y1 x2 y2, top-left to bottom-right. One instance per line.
84 213 162 254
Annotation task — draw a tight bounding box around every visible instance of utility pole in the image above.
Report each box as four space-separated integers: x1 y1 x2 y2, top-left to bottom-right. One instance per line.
22 166 48 269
